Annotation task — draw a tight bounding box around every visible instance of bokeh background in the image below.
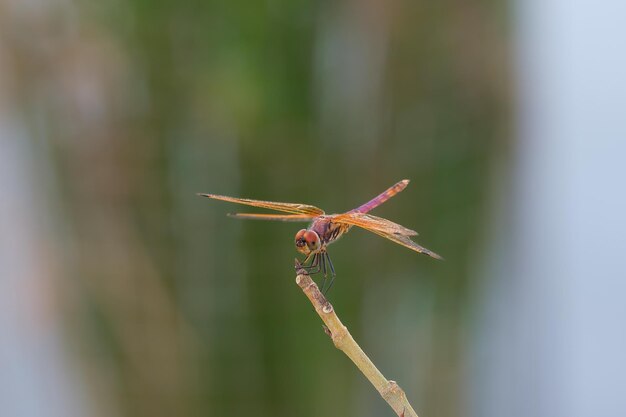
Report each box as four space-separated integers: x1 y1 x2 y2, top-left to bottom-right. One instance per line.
1 1 625 417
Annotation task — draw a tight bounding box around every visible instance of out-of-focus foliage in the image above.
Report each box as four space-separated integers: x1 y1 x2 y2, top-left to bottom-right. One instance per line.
0 0 509 416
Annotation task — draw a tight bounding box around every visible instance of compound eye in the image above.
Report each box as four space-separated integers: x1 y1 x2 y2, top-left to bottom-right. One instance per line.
303 231 321 251
295 229 307 246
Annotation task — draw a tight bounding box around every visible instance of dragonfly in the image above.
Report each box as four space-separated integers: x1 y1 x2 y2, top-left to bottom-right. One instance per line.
198 179 442 292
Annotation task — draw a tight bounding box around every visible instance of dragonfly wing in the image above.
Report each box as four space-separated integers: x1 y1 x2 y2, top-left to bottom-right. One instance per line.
227 213 317 222
332 212 443 260
197 193 324 216
368 229 443 259
332 212 418 236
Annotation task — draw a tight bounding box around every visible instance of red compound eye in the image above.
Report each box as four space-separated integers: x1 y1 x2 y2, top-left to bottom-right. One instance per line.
295 229 307 245
303 231 321 251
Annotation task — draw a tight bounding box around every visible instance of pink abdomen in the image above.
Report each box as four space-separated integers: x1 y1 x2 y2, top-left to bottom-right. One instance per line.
350 179 409 214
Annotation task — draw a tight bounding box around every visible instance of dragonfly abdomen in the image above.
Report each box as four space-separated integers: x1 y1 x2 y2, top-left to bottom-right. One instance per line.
350 179 409 214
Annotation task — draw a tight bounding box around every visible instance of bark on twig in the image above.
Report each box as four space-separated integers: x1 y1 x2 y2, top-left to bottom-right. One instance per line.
295 260 419 417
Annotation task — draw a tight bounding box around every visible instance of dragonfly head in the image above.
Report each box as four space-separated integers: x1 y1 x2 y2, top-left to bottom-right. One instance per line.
295 229 321 255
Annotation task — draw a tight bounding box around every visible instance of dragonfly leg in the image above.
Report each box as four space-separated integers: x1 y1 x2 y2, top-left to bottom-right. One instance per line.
322 252 336 295
324 275 335 295
325 251 336 276
319 253 329 293
299 252 321 275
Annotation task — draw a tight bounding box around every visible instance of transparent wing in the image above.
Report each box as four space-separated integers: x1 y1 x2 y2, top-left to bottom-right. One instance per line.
367 229 443 259
332 212 418 236
227 213 317 222
332 212 443 260
197 193 324 216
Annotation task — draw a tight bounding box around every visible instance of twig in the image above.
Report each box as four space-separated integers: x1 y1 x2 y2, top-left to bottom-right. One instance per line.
295 260 419 417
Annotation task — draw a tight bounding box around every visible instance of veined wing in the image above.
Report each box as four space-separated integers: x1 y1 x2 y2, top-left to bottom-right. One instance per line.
332 212 443 260
370 229 443 259
332 212 418 236
227 213 316 221
197 193 325 216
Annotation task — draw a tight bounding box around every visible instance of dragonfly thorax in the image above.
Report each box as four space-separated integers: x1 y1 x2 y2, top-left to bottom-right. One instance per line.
295 229 321 256
309 217 349 246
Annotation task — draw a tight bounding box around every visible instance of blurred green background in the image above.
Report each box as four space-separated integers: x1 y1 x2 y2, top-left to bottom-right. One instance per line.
0 1 510 416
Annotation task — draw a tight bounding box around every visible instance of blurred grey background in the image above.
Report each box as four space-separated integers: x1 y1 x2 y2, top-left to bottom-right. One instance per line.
1 1 624 417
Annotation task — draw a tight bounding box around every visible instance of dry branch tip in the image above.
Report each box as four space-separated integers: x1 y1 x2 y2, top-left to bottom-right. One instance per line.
294 270 420 417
